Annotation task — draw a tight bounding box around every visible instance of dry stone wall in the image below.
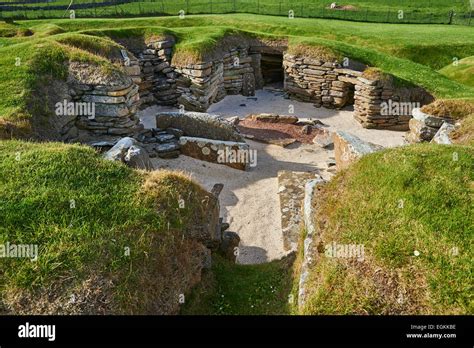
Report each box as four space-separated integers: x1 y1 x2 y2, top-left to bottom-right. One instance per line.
283 54 434 131
354 78 434 131
62 61 143 143
124 38 179 108
174 47 259 112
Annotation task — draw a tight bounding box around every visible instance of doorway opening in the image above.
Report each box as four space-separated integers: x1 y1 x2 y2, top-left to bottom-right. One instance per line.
260 53 284 88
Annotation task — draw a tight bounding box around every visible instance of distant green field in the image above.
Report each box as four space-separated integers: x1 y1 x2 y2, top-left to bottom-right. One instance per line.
0 0 472 25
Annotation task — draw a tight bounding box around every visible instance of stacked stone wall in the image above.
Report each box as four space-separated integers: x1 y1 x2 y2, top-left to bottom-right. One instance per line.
174 47 259 112
283 54 434 130
125 38 179 108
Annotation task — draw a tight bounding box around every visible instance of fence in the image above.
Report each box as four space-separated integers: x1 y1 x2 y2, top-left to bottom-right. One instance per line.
0 0 473 25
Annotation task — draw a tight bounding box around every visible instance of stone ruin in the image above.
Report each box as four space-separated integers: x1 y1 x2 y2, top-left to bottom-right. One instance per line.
125 36 432 131
284 54 434 130
43 34 437 172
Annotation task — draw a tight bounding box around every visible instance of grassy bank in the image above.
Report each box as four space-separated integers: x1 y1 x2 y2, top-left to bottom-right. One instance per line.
439 56 474 88
0 30 126 137
0 140 212 314
301 144 473 315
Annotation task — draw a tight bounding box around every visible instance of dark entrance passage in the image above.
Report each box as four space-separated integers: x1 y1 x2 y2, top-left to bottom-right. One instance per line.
261 53 284 85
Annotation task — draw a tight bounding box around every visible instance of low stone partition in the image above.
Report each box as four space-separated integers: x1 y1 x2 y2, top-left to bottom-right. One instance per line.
298 176 326 309
155 111 243 142
179 136 250 171
333 131 384 170
277 171 317 252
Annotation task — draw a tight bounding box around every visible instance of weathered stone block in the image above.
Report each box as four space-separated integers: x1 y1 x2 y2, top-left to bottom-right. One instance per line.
333 131 384 170
406 118 439 143
179 136 250 171
156 112 243 142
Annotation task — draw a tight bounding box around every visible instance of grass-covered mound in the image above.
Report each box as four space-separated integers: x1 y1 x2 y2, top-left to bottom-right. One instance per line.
439 56 474 88
1 0 471 24
301 144 473 315
0 140 213 314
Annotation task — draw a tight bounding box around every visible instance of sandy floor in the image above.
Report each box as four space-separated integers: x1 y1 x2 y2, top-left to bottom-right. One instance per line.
139 87 406 264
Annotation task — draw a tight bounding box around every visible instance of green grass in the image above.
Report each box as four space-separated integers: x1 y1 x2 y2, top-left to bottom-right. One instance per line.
301 144 473 315
0 140 212 313
439 56 474 88
182 254 296 315
452 114 474 146
1 0 472 25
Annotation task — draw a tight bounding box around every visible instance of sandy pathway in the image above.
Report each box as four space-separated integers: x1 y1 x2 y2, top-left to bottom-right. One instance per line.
140 88 406 264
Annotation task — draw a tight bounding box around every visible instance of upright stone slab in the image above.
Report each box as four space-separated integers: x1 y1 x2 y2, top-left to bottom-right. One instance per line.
298 176 326 309
179 136 251 171
156 111 243 142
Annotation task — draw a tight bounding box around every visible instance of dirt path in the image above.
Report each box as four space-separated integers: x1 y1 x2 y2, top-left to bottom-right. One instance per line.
140 88 406 264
